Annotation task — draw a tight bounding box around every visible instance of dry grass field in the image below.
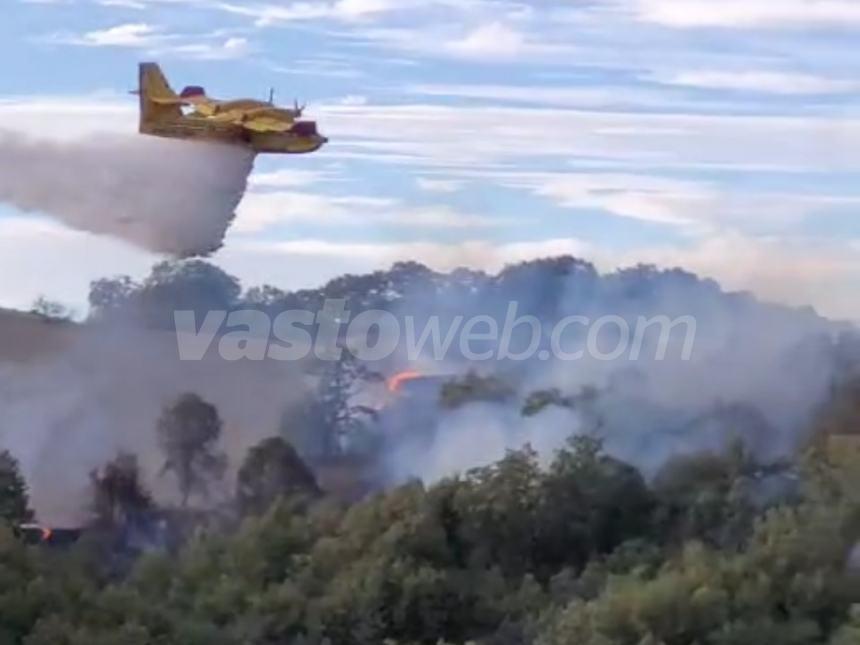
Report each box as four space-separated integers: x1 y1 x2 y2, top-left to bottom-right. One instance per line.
0 309 81 364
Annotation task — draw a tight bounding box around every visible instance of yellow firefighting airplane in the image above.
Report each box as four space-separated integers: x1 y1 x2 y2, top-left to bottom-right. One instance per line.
137 62 327 154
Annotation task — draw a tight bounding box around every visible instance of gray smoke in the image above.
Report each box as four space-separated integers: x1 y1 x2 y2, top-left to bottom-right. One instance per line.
382 277 842 484
0 262 850 524
0 131 255 256
0 323 308 526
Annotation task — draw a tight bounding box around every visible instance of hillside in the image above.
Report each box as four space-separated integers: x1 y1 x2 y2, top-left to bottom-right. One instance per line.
0 259 859 643
0 308 80 364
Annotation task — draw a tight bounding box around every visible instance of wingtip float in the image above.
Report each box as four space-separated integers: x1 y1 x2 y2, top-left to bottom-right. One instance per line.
137 62 328 155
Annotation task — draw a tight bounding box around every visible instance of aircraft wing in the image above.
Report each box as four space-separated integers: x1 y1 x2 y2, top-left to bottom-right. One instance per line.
193 101 218 117
199 109 291 132
240 117 294 133
147 95 215 113
148 96 187 106
192 104 297 132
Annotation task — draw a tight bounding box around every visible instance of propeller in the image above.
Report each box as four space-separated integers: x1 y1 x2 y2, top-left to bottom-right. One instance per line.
264 88 307 117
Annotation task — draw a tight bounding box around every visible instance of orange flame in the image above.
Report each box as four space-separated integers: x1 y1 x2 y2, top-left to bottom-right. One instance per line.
387 370 424 393
41 528 53 542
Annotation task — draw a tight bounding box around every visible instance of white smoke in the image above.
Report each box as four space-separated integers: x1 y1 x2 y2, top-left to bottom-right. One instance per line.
386 404 580 482
0 131 256 257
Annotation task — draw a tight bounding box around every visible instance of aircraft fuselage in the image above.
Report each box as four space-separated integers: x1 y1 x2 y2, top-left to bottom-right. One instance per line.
141 116 327 155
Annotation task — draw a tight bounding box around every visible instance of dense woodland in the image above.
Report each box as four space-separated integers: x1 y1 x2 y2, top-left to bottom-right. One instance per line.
3 258 860 644
0 376 859 644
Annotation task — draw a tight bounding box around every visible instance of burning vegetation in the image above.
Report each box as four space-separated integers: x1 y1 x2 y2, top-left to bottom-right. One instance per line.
1 258 860 643
387 370 426 393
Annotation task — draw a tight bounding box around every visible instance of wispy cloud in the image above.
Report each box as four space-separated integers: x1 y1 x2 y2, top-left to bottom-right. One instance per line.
66 22 161 47
350 21 578 62
234 190 504 233
406 82 780 113
633 0 860 29
248 169 337 189
650 70 860 95
319 102 860 173
219 236 595 281
498 171 860 232
217 0 420 26
446 22 529 58
42 21 253 60
416 177 466 193
97 0 147 8
154 36 252 60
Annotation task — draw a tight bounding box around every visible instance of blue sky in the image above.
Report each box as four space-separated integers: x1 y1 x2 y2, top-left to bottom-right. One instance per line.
0 0 859 319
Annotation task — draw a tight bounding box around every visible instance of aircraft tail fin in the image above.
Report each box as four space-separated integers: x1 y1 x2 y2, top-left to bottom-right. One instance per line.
138 62 182 132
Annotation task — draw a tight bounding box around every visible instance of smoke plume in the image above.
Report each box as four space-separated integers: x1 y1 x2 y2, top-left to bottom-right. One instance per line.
380 266 843 484
0 323 307 526
0 260 852 524
0 131 255 257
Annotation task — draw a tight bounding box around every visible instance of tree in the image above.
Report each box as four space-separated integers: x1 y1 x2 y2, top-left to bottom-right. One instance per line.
288 351 383 459
652 443 762 549
535 504 858 645
496 256 599 321
30 296 72 322
157 393 227 507
88 275 139 320
439 372 516 410
0 451 32 525
241 284 290 313
521 386 601 423
90 453 153 529
90 261 243 328
236 438 320 516
537 436 654 572
140 260 241 328
812 376 860 439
